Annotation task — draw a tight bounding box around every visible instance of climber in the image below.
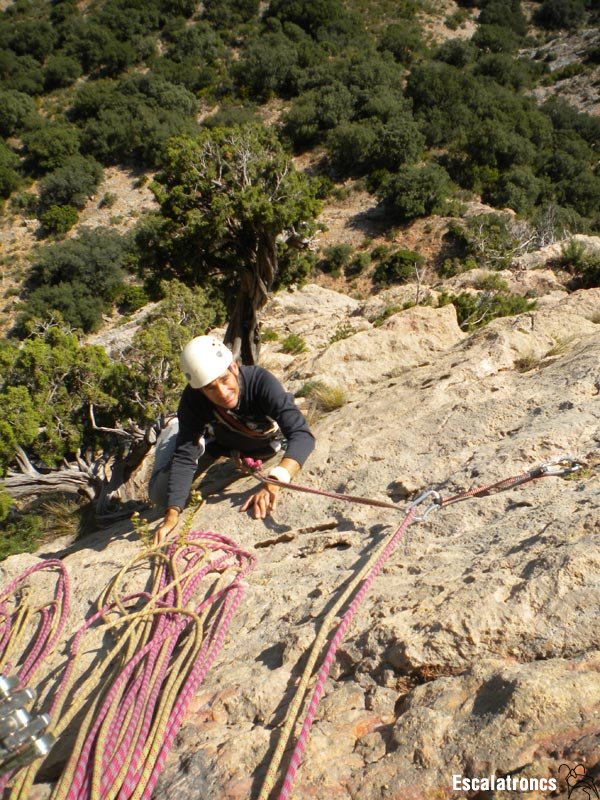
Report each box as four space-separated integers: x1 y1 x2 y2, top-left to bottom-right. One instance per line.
150 335 315 543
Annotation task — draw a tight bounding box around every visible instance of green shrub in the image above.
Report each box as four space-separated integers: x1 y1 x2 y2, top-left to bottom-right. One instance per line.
473 273 509 291
0 90 37 136
296 380 346 411
44 52 82 91
553 239 600 288
23 124 81 174
378 23 426 64
377 164 453 223
18 228 131 332
329 323 355 343
99 191 118 209
373 303 405 327
38 156 103 210
439 257 478 278
445 213 526 270
373 248 424 286
9 192 38 217
434 39 477 67
0 142 21 199
0 513 45 560
438 290 535 330
281 333 307 354
0 52 44 95
19 282 107 333
533 0 586 29
319 244 353 277
118 284 149 313
261 327 279 342
472 24 521 54
39 204 79 236
344 251 371 278
445 9 470 30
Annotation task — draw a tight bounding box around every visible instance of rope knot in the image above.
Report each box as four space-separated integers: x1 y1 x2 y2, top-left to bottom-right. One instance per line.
242 457 263 471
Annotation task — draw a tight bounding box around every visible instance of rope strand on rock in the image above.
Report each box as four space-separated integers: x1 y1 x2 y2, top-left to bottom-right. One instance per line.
251 456 584 800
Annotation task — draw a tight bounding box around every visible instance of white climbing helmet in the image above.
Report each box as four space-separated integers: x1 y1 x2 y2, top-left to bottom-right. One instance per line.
180 336 233 389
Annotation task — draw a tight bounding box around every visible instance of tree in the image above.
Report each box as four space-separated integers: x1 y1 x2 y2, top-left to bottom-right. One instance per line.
0 142 21 199
0 90 37 136
377 163 453 223
18 228 130 332
152 124 322 363
37 155 103 210
44 52 82 90
39 204 79 237
533 0 586 29
1 284 219 520
22 123 81 174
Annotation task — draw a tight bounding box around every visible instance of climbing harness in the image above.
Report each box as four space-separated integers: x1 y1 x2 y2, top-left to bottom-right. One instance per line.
250 455 586 800
0 561 69 787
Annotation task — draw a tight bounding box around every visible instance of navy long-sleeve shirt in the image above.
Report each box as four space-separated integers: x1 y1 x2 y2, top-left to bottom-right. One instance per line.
167 366 315 509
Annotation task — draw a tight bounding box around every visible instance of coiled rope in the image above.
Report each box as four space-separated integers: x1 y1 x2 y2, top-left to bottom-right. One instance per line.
8 532 255 800
0 560 70 794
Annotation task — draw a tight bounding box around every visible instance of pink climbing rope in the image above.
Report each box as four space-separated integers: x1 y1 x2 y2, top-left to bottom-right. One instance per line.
49 531 255 800
242 458 406 511
0 559 70 683
0 560 70 793
277 505 417 800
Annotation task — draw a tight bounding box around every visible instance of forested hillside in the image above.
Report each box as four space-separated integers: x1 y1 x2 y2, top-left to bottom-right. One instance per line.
0 0 599 552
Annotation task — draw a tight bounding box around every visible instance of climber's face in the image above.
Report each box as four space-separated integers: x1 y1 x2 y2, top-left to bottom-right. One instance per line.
201 361 240 409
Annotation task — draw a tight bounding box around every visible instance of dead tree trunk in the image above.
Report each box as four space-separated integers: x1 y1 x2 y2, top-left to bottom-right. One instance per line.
4 425 159 521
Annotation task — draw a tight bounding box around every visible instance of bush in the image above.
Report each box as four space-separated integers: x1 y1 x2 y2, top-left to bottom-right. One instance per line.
39 204 79 236
20 282 107 333
281 333 307 354
261 327 279 342
296 380 346 412
438 290 535 330
0 90 37 136
472 24 521 54
0 52 44 95
44 52 82 90
533 0 586 29
553 239 600 288
22 123 81 174
319 244 353 276
6 18 57 61
445 213 526 270
118 284 149 313
377 163 453 223
434 39 477 67
484 166 543 215
99 191 118 209
9 192 37 217
38 155 103 210
378 23 426 65
0 142 21 199
373 249 423 286
18 228 131 332
0 513 45 561
344 251 370 277
478 0 528 37
72 75 199 165
202 0 259 29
